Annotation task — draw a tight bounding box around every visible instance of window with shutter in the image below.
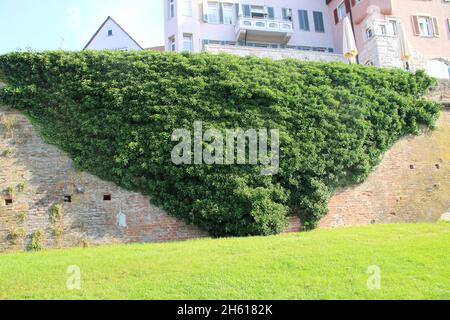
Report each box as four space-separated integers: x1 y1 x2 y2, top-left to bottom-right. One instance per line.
412 16 420 36
298 10 310 31
313 11 325 33
432 17 440 37
267 7 275 20
243 5 251 18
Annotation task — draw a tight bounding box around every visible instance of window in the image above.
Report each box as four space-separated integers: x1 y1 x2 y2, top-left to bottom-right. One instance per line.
64 195 72 203
418 16 434 37
337 2 346 21
388 20 398 36
183 34 193 52
182 0 191 16
169 0 175 18
223 3 235 25
107 29 113 37
366 27 374 40
103 194 112 201
267 7 275 20
207 2 219 23
412 15 439 37
4 199 12 206
250 6 266 19
169 36 176 52
313 11 325 33
282 8 292 21
298 10 310 31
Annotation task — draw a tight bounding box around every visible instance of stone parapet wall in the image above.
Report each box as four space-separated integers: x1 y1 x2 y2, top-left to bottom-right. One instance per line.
204 44 347 63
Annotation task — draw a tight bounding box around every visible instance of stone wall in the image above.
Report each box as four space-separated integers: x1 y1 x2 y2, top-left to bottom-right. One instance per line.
290 81 450 231
358 34 427 71
0 82 448 251
0 108 206 252
204 44 347 63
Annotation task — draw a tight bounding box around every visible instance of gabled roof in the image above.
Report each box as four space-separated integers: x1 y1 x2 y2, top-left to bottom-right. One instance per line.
83 16 144 50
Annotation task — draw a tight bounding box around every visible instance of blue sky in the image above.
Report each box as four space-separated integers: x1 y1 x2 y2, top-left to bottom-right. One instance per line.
0 0 165 54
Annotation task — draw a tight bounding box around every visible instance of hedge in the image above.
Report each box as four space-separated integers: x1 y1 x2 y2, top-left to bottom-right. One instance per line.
0 51 441 236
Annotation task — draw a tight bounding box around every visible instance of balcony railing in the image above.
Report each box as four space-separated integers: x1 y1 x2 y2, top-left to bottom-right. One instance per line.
235 17 294 44
236 17 293 33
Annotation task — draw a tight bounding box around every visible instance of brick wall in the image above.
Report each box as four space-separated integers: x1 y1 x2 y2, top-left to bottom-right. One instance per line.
289 81 450 231
0 82 448 251
0 109 206 252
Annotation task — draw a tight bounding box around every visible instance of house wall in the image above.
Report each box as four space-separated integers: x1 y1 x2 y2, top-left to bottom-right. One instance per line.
392 0 449 60
326 0 449 74
85 19 142 51
164 0 336 53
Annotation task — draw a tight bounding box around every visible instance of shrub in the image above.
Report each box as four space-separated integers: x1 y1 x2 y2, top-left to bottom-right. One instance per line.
2 147 13 157
29 229 44 251
5 186 14 197
17 211 28 223
0 51 441 236
16 181 27 192
50 204 63 224
7 227 25 245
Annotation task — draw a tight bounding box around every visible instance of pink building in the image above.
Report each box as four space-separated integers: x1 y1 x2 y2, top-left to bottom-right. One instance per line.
326 0 450 78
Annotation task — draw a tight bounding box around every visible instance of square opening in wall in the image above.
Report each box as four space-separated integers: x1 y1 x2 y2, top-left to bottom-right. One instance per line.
103 194 112 201
4 199 13 206
64 195 72 203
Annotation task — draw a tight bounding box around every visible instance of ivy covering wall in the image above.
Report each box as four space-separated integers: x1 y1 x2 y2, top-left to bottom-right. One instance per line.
0 51 441 236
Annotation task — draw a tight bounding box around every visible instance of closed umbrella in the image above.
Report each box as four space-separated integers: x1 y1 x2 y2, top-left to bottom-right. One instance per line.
398 22 413 70
342 16 358 64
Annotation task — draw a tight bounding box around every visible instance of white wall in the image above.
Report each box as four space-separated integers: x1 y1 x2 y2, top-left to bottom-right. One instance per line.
427 60 450 79
85 18 142 51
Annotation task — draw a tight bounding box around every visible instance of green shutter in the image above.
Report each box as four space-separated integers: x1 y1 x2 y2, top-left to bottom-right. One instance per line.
267 7 275 20
298 10 309 31
313 11 324 32
219 3 224 24
243 5 251 18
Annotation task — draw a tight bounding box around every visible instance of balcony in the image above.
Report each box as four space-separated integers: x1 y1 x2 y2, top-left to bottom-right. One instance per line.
235 18 294 44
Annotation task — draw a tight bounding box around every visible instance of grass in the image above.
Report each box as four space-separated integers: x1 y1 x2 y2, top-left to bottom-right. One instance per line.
0 223 449 300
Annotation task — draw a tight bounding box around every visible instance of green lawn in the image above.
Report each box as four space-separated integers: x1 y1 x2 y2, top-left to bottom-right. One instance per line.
0 223 449 300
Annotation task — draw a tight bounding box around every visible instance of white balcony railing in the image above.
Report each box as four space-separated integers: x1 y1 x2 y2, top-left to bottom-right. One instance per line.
235 17 293 35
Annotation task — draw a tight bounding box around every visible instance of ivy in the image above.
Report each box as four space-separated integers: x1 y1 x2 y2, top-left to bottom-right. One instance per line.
0 51 441 236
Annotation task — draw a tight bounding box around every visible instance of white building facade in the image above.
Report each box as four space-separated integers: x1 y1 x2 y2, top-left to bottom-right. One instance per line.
164 0 345 61
84 16 143 51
